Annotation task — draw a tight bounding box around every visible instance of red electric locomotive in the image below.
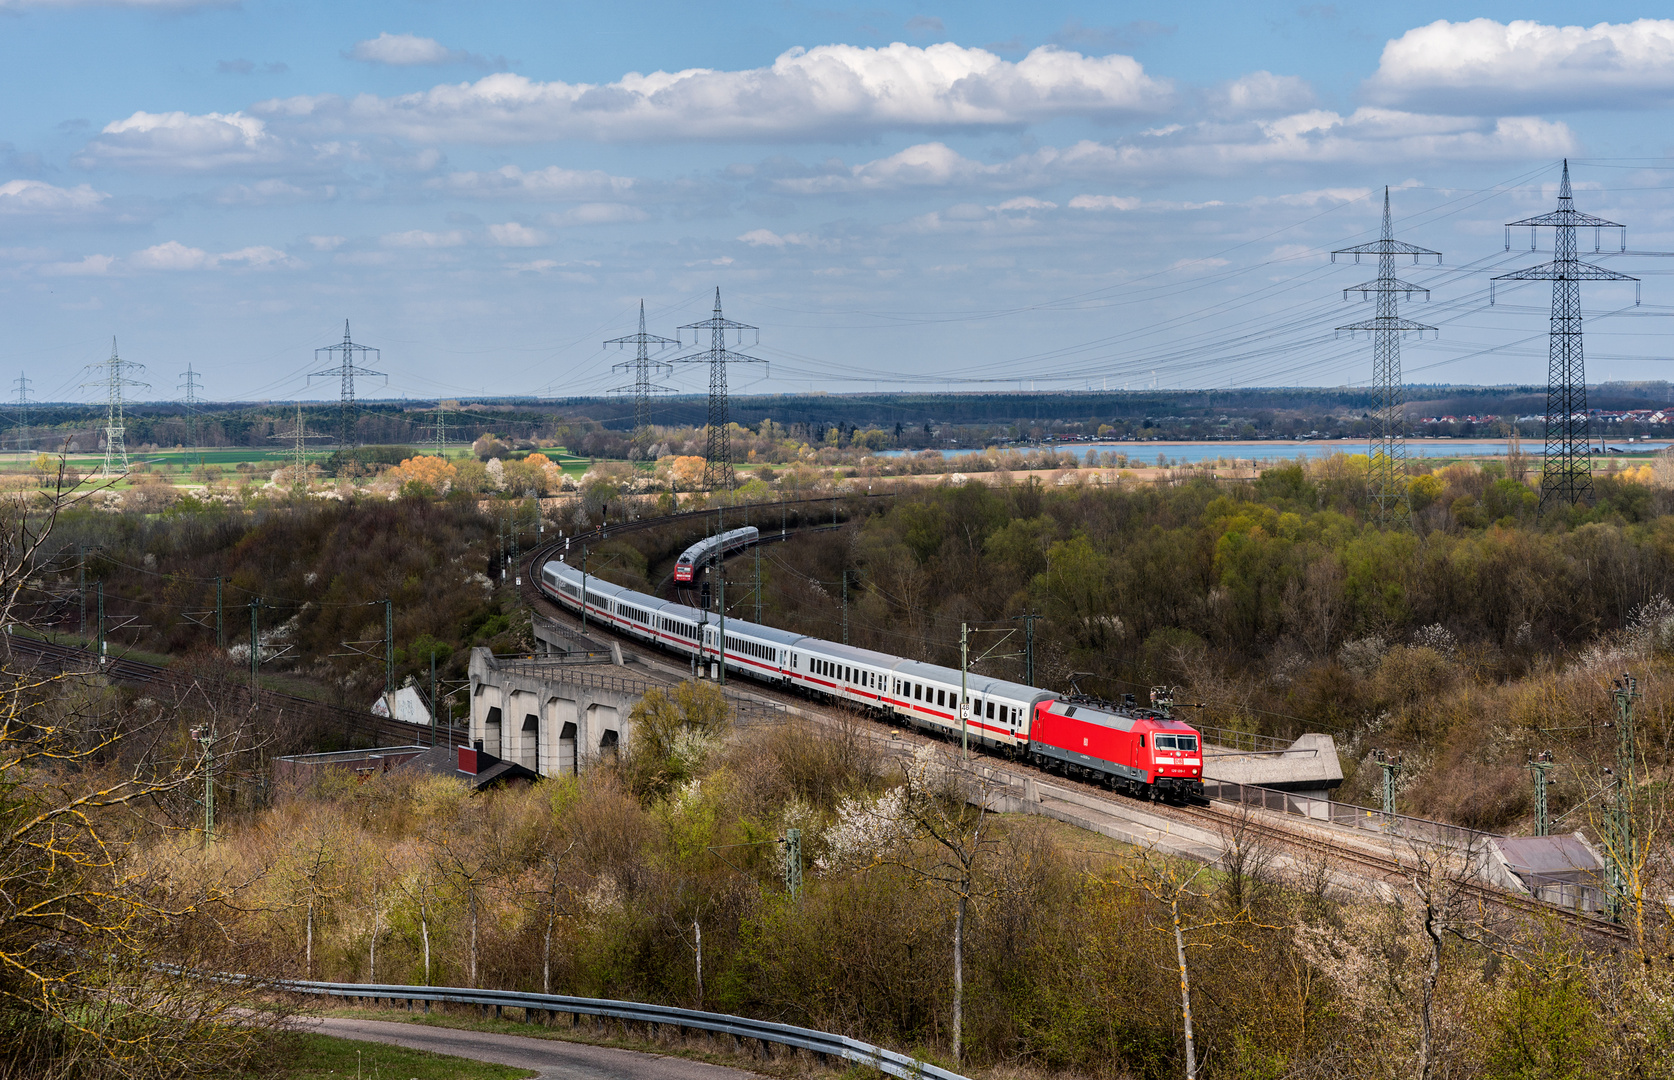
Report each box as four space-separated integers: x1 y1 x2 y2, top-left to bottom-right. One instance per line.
1025 688 1205 802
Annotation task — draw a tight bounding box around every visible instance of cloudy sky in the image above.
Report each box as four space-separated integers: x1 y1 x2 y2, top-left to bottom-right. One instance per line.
5 2 1674 404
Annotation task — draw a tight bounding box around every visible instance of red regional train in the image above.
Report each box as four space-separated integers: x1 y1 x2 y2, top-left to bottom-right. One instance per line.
539 557 1206 803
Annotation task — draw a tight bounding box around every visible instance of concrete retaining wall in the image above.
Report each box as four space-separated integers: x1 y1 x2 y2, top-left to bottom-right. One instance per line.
467 648 644 779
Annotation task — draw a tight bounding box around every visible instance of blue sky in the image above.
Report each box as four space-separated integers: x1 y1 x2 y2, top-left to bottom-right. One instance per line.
5 2 1674 404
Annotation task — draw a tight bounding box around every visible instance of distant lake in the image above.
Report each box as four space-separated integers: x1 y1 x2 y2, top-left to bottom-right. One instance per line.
878 439 1672 464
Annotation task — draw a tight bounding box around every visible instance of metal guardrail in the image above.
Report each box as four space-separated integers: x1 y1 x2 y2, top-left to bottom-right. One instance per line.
283 978 967 1080
1194 723 1296 755
531 614 616 660
1203 778 1500 851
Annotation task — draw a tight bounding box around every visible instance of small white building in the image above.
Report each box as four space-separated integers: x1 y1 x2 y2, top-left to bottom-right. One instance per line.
371 685 434 727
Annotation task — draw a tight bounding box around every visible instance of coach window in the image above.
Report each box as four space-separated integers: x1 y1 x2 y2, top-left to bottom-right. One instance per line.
986 701 995 720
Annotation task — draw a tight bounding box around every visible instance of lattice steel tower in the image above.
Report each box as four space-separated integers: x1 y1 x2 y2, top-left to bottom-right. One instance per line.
606 300 677 461
1494 161 1638 510
308 320 385 450
429 403 448 458
675 289 765 491
86 338 148 478
178 364 203 449
12 372 30 456
1332 189 1441 527
270 404 329 489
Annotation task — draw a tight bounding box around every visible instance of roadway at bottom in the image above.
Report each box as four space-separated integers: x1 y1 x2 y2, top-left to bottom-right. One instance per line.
301 1015 762 1080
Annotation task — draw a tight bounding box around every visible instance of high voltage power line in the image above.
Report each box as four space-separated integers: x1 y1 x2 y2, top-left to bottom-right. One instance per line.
178 364 203 451
605 300 678 462
1494 160 1639 511
675 289 766 491
1333 188 1443 528
84 339 148 478
308 320 385 451
12 372 30 456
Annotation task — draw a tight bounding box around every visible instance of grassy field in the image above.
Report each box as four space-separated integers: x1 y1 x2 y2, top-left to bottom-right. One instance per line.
0 444 601 483
257 1032 533 1080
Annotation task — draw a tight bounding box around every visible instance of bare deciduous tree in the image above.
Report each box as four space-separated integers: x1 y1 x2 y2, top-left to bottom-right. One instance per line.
1125 848 1277 1080
822 743 1001 1064
0 456 285 1078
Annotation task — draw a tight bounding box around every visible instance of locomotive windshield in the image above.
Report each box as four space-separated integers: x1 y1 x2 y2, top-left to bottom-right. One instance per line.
1155 735 1199 752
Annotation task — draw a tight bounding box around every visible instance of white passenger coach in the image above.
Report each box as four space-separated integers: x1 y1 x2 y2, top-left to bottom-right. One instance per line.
540 558 1054 750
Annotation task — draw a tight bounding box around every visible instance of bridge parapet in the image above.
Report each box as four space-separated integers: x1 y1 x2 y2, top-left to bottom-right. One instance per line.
1200 732 1343 800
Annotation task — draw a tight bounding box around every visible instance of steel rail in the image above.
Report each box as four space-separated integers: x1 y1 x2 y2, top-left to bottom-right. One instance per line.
517 545 1634 943
1160 800 1631 943
282 977 968 1080
1 633 429 747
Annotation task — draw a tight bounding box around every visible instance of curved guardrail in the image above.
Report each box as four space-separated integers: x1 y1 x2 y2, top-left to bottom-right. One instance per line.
286 978 966 1080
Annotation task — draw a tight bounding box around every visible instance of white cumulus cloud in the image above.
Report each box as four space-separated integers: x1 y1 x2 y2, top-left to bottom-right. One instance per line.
1212 71 1316 115
988 196 1057 211
129 240 298 270
432 164 637 200
352 32 476 67
1069 194 1141 210
131 241 211 270
543 203 648 226
0 179 110 218
381 229 469 248
781 109 1573 194
738 228 813 247
1367 19 1674 111
256 42 1172 143
75 110 288 171
213 179 335 205
487 222 546 246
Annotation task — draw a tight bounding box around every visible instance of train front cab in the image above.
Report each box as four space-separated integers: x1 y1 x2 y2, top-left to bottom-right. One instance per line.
1027 699 1204 803
1144 722 1204 802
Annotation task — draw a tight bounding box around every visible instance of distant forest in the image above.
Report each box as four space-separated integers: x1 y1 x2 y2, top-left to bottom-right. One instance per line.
8 383 1674 453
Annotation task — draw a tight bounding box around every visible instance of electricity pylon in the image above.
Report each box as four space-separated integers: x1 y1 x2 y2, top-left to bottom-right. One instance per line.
429 402 449 458
270 404 330 490
178 364 203 449
12 372 30 456
1493 160 1638 511
675 289 766 491
85 338 149 478
606 300 677 462
308 320 385 451
1332 188 1441 527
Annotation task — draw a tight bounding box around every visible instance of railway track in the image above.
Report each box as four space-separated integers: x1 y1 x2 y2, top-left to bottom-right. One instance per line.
2 634 435 750
520 526 1633 945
